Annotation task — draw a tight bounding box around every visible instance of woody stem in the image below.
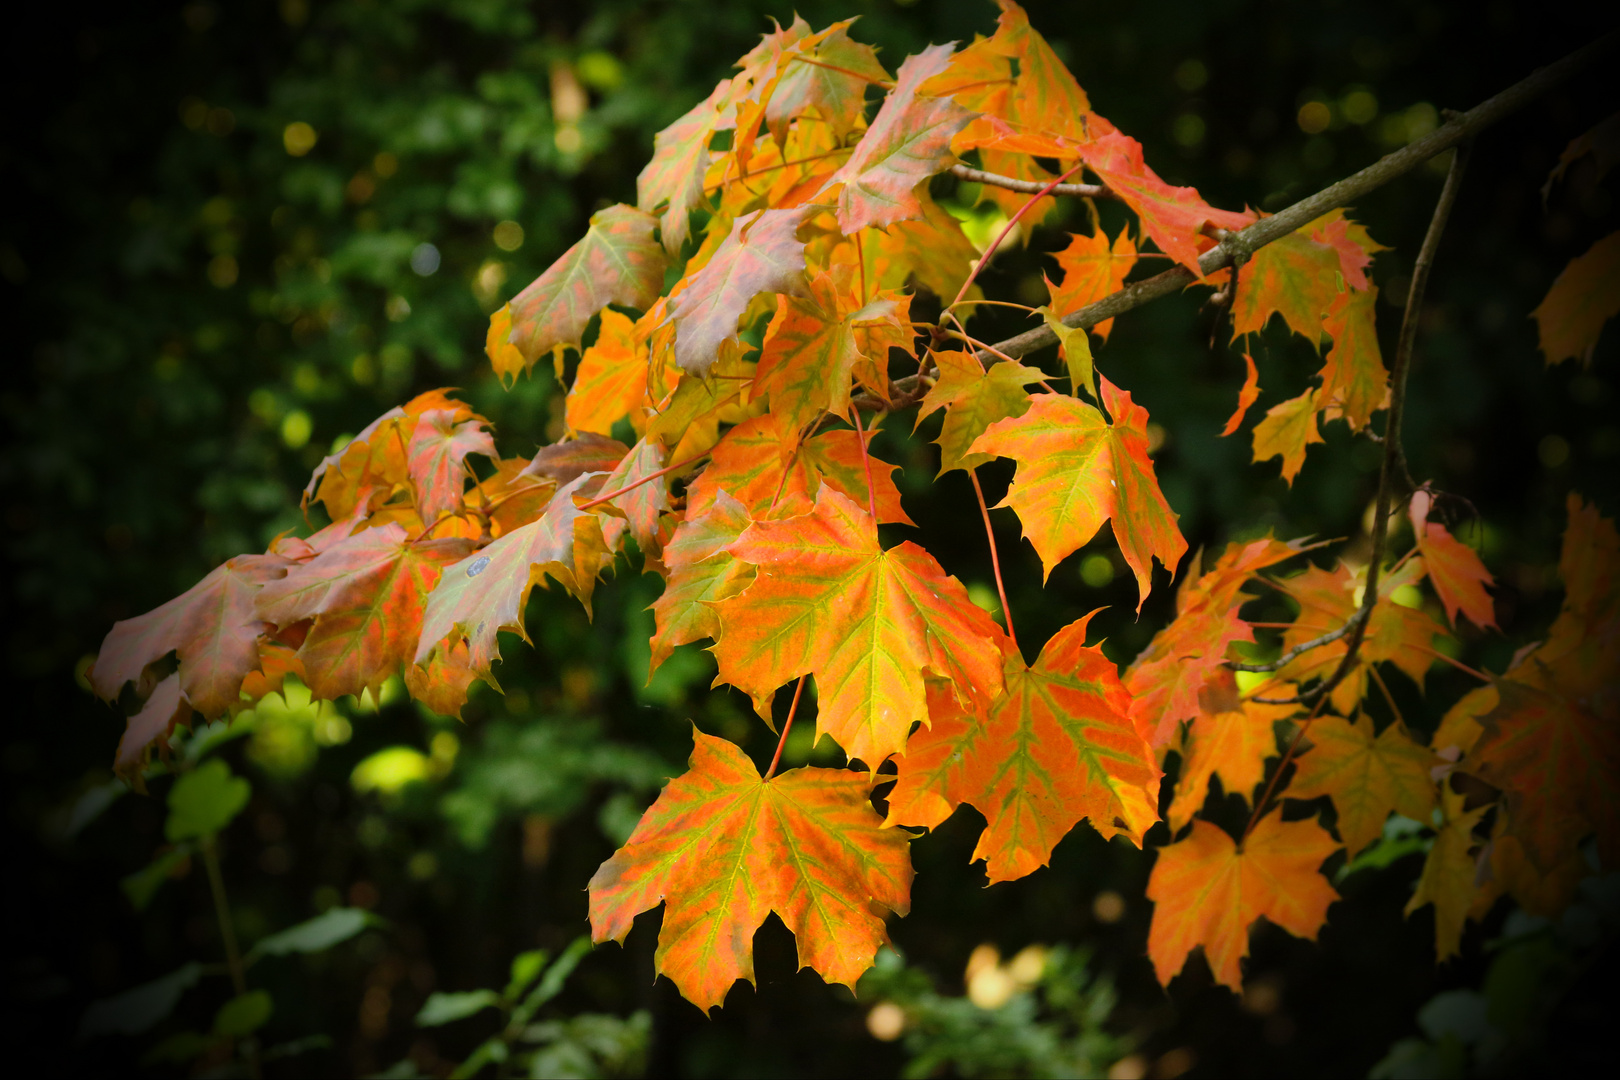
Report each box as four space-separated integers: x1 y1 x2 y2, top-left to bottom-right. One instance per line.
578 450 708 511
850 407 879 522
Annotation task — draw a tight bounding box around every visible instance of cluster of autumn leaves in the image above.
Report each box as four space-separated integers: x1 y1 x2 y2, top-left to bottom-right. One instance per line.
91 2 1617 1014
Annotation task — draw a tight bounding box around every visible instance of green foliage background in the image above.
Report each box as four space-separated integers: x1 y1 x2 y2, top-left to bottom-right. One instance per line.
3 0 1615 1075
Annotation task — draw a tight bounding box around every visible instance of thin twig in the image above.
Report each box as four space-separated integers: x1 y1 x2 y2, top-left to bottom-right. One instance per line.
577 450 708 511
1227 608 1368 673
765 676 808 781
966 36 1612 366
969 469 1018 652
950 162 1088 311
949 163 1111 200
1242 693 1328 842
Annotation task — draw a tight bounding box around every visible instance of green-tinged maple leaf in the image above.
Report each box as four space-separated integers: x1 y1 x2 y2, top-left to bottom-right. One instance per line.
1078 132 1253 275
505 205 666 373
1251 388 1323 484
566 309 647 438
1409 491 1496 630
1273 560 1448 717
1166 670 1294 833
416 474 612 678
886 614 1159 883
1319 285 1387 431
814 192 981 304
1046 221 1135 339
670 207 810 376
595 437 669 561
969 382 1186 606
1126 537 1304 747
1230 231 1342 344
1146 814 1339 992
522 433 629 485
764 20 888 146
1287 716 1438 856
1532 230 1620 366
1466 680 1620 871
638 81 737 254
115 672 192 777
1305 208 1385 292
684 412 910 525
1222 353 1261 436
588 729 912 1013
304 389 471 519
650 491 756 676
1405 786 1489 962
645 344 762 463
825 44 973 234
916 349 1043 475
754 269 914 429
254 525 477 701
92 553 290 719
713 487 1005 767
407 409 496 525
1041 308 1095 399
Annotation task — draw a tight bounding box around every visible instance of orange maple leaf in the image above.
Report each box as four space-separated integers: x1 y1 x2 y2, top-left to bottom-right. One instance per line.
970 382 1186 606
886 614 1160 883
255 525 477 701
1286 715 1438 856
1319 284 1388 432
1166 670 1295 833
1230 231 1342 344
505 205 668 373
916 349 1044 475
1146 814 1339 991
588 729 912 1013
669 207 810 376
406 409 496 526
303 389 471 519
92 553 291 718
825 44 974 234
565 309 647 438
1408 490 1496 630
1046 219 1136 339
1532 230 1620 367
1221 353 1261 437
1305 208 1385 292
649 491 756 677
1251 388 1323 484
713 487 1005 767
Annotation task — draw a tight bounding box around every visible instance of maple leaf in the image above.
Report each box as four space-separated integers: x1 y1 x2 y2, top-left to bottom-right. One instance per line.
1221 353 1261 436
1287 716 1438 856
825 44 973 234
1077 132 1253 275
304 390 471 520
638 80 737 254
1126 536 1304 747
916 349 1043 475
1146 814 1339 991
1041 309 1096 399
485 304 526 384
566 309 647 438
886 614 1160 883
713 487 1005 767
1489 822 1589 919
670 207 810 376
683 412 910 526
406 409 496 525
1046 220 1136 340
1532 230 1620 366
1251 388 1323 484
416 474 613 677
649 491 756 677
92 553 290 718
405 638 480 719
254 525 477 701
764 21 888 146
814 192 981 305
595 437 670 561
1465 680 1620 872
1167 671 1294 834
588 729 912 1013
1319 284 1387 431
1405 786 1489 961
969 383 1187 606
522 433 629 485
505 205 667 374
1305 208 1386 292
1230 231 1342 344
1542 112 1620 203
115 672 192 777
754 269 914 430
1408 490 1496 630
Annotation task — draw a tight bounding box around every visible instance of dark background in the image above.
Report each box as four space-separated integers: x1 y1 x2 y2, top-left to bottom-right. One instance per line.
3 0 1616 1076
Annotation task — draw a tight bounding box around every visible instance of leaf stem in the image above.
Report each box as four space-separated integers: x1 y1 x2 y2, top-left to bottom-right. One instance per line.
970 469 1018 652
949 162 1088 311
1241 692 1328 843
850 407 879 522
203 835 262 1079
578 450 708 511
765 676 808 781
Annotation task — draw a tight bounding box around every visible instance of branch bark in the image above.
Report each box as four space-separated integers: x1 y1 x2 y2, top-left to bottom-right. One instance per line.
949 163 1111 200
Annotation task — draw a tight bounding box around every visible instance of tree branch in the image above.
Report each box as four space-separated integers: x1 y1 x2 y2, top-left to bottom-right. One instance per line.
968 34 1613 366
949 163 1111 200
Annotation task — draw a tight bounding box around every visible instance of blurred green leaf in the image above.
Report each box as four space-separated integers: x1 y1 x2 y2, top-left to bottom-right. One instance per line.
416 989 502 1027
79 963 203 1039
120 844 192 911
249 907 377 959
214 989 274 1037
165 760 250 842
